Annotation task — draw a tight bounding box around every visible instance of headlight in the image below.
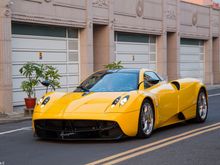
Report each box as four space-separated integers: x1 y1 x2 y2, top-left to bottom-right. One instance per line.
40 96 50 108
111 96 121 108
119 95 129 106
37 96 45 105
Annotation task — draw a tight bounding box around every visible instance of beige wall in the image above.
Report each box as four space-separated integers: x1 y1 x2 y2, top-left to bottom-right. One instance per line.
93 25 110 71
167 32 180 80
182 0 212 6
11 0 86 27
113 0 162 34
0 0 220 113
213 37 220 84
0 0 13 114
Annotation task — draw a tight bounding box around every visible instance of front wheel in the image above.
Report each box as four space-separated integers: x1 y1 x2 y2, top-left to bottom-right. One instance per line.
137 100 154 138
195 89 208 123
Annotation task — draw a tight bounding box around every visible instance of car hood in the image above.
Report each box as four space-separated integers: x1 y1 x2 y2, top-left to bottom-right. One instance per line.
41 92 128 114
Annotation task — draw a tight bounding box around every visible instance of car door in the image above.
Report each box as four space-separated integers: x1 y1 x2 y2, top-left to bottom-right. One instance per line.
143 72 179 125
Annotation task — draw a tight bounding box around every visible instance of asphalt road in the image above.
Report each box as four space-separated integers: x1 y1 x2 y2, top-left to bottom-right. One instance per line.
0 88 220 165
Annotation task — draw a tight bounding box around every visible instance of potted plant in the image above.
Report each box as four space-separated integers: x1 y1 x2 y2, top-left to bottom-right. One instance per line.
40 65 61 93
104 61 124 69
19 62 42 109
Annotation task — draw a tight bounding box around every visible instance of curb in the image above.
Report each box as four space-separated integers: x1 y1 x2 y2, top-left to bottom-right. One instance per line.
207 86 220 91
0 116 32 125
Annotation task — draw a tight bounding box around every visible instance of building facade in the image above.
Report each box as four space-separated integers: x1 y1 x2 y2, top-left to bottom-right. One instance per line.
0 0 220 113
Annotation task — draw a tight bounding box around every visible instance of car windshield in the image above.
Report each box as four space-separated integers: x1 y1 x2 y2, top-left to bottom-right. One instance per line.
75 71 139 92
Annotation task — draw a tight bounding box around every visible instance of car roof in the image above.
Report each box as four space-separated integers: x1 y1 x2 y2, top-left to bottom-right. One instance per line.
105 68 153 73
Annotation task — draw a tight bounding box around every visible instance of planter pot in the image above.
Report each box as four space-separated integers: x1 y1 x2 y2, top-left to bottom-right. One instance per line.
24 98 36 109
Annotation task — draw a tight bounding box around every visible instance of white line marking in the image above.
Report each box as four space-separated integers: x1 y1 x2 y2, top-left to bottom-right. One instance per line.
86 122 220 165
208 93 220 97
105 125 220 165
0 126 32 135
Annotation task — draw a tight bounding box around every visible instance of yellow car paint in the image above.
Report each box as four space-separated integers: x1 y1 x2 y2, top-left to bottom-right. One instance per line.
32 69 207 137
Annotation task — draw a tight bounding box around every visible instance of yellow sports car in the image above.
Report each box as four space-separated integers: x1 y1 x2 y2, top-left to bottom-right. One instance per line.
33 69 208 140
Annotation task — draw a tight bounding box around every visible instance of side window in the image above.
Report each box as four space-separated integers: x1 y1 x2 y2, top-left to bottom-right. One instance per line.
144 72 161 89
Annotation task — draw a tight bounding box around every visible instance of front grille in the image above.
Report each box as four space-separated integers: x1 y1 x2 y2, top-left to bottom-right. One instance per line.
34 119 124 140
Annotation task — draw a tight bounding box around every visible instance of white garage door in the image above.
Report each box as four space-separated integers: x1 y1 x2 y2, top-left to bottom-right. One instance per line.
12 23 80 106
180 39 204 81
115 32 157 70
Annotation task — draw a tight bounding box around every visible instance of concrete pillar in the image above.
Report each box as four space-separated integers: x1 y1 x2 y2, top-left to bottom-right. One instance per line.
80 0 93 81
157 33 167 80
156 0 167 80
204 8 213 85
167 0 180 81
204 38 213 85
213 37 220 84
93 25 110 71
0 0 13 114
167 32 180 81
108 0 115 63
93 0 114 71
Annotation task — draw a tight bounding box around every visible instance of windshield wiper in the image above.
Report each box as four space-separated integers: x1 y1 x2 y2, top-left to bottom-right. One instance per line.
76 85 90 92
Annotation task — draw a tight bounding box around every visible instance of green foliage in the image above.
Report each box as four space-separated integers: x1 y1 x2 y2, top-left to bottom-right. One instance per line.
19 62 41 98
20 81 37 98
40 65 61 92
104 61 124 70
19 62 61 98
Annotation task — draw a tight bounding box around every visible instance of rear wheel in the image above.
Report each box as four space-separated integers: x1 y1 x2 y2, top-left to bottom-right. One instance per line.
195 89 208 123
137 100 154 138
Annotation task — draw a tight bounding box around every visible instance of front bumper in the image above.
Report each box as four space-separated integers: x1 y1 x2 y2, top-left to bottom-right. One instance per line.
33 110 139 138
34 119 124 140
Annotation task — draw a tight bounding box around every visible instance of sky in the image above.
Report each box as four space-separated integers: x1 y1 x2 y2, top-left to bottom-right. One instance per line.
214 0 220 3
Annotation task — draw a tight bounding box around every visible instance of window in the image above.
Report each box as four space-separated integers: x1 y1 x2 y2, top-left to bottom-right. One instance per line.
115 32 156 44
12 22 78 38
144 71 161 89
75 71 139 92
181 38 204 46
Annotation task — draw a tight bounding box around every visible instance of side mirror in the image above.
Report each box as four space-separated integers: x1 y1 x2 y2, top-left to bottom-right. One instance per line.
170 81 180 90
137 81 144 89
41 80 50 87
148 79 160 85
41 80 55 93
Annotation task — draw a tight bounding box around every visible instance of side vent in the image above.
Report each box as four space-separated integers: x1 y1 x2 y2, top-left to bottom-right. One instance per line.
178 112 185 120
171 81 180 90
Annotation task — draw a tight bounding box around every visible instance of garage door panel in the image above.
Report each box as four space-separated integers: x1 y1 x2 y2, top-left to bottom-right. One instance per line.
180 54 202 62
116 54 150 62
12 27 80 106
67 75 79 85
115 33 156 71
12 51 67 62
180 70 203 78
180 39 204 81
149 63 156 70
12 37 67 50
180 63 203 71
116 43 149 53
180 46 202 54
122 63 149 68
67 64 79 74
13 91 28 105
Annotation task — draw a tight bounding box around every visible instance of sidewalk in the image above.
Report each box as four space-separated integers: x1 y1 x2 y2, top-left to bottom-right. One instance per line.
1 84 220 125
0 106 32 124
206 84 220 90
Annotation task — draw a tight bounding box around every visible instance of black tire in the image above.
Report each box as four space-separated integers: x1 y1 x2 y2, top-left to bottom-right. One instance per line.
195 89 208 123
137 99 155 138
